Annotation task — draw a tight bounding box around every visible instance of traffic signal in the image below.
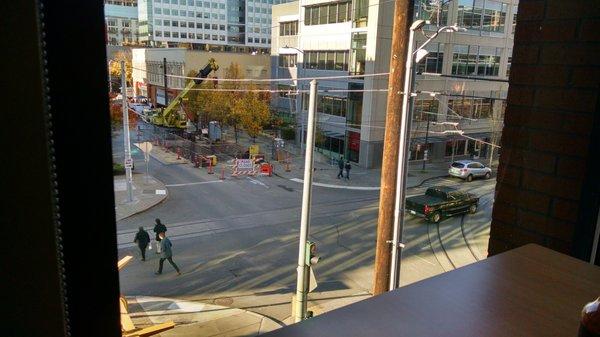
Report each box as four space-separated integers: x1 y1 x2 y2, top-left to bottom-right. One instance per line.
305 241 320 266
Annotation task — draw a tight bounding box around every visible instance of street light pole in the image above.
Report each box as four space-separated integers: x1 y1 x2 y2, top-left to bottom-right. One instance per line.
121 60 134 203
389 22 464 290
293 79 318 323
388 20 423 291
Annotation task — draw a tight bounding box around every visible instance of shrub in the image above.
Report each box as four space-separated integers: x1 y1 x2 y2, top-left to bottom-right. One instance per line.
113 163 125 175
281 127 295 140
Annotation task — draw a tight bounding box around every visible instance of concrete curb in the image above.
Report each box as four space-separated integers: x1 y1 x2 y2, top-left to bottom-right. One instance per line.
115 174 169 221
128 296 283 336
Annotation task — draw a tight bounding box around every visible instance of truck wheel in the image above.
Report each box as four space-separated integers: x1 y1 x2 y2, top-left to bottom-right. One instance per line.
469 204 477 214
430 212 441 223
466 174 473 182
484 172 491 179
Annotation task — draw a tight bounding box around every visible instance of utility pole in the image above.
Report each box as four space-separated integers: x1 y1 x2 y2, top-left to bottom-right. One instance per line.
422 116 430 170
293 79 318 323
122 60 134 203
373 0 414 295
163 57 168 106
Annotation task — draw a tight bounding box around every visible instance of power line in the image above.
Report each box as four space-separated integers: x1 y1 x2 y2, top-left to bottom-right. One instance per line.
132 65 390 82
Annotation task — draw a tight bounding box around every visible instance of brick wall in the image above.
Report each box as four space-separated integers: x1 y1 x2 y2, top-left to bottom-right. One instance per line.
489 0 600 260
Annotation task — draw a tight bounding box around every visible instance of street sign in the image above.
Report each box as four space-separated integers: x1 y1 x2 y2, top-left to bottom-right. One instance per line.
139 142 153 154
124 158 133 168
236 159 254 170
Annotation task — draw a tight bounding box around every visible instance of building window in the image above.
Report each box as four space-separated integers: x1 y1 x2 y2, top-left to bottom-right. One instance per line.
304 51 349 71
172 21 179 27
414 0 448 26
155 31 163 37
172 9 178 16
181 32 188 38
347 83 363 127
188 11 195 17
163 8 170 15
417 43 444 74
107 19 117 26
318 95 347 117
305 1 351 26
511 4 518 36
279 54 297 68
164 31 171 37
452 45 501 76
155 19 162 26
350 33 366 75
457 0 507 34
219 35 225 41
212 34 218 40
277 84 296 98
354 0 369 27
189 22 195 28
204 23 210 29
413 99 439 121
506 48 512 78
220 24 225 30
448 97 494 119
180 21 187 27
154 7 162 14
173 32 179 38
163 20 170 26
279 21 298 36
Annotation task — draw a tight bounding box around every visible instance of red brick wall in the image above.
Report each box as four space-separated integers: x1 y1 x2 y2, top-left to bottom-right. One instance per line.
489 0 600 259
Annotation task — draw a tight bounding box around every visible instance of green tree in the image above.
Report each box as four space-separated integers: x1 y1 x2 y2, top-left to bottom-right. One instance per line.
232 89 271 142
108 51 133 87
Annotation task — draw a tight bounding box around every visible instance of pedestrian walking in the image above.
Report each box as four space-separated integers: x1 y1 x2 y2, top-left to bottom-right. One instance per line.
153 218 167 253
344 161 352 180
133 226 151 261
337 156 345 179
155 232 181 276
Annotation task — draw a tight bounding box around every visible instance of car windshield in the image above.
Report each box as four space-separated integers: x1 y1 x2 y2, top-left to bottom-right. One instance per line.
451 162 464 168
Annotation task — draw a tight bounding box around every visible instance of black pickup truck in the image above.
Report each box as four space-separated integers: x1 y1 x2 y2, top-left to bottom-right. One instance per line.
405 186 479 223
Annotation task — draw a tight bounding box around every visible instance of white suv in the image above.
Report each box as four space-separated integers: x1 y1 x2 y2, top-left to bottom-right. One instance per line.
448 160 492 182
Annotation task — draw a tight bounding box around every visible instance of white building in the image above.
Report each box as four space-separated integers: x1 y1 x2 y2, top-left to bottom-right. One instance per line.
105 0 140 45
271 0 517 168
136 0 295 52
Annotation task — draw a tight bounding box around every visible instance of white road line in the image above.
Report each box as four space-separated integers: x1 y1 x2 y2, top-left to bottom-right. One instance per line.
165 180 223 187
290 178 380 191
247 177 269 188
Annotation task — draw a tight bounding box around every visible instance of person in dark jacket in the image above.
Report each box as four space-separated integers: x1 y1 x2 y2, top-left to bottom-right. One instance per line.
153 218 167 253
155 232 181 275
337 156 345 179
133 227 151 261
344 161 352 180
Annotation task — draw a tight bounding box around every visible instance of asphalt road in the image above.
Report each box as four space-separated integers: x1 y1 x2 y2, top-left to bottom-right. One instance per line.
112 128 496 322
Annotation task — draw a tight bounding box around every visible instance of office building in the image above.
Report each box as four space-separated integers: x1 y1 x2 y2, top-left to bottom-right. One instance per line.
271 0 517 168
105 0 140 45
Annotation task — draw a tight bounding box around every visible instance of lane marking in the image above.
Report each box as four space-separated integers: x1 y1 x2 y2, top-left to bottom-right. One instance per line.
165 180 223 187
290 178 380 191
247 177 269 188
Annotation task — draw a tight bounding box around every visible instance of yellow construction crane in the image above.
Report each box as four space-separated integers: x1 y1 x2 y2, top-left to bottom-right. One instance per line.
144 58 219 129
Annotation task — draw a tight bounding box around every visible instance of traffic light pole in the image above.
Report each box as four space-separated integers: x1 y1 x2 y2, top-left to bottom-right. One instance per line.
293 79 317 323
121 60 134 203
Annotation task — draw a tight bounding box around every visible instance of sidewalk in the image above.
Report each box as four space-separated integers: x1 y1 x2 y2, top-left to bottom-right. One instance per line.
114 173 168 221
127 296 282 337
274 158 451 190
231 131 451 189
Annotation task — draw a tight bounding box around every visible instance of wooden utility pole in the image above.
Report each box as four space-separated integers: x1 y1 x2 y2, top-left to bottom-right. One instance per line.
373 0 414 295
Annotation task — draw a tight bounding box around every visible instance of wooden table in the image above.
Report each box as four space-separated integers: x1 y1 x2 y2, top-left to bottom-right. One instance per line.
264 244 600 337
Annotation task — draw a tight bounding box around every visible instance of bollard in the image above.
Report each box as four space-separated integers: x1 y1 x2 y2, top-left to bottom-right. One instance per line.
207 160 214 174
220 166 225 180
177 147 181 160
285 153 291 172
193 155 200 168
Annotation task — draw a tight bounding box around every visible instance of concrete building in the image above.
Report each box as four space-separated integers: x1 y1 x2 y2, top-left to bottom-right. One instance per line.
105 0 140 45
136 0 295 52
271 0 517 168
132 48 270 105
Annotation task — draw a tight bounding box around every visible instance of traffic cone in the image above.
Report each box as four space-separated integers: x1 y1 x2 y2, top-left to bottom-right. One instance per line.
220 166 225 180
207 160 214 174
